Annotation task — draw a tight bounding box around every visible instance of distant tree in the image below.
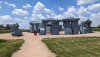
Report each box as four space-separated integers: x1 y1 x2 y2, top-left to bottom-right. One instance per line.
98 25 100 28
0 25 4 30
0 24 4 28
5 24 10 29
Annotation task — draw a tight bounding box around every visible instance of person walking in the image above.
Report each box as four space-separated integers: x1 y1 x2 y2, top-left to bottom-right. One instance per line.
33 30 37 36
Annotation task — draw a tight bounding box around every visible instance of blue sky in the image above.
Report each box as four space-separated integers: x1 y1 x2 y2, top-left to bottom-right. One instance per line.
0 0 77 15
0 0 100 29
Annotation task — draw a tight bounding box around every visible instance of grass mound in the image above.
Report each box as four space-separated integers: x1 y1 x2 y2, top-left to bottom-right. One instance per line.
0 39 24 57
43 37 100 57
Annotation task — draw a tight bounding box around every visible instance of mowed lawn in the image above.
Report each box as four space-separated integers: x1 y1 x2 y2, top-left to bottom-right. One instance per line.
0 39 24 57
42 37 100 57
92 28 100 31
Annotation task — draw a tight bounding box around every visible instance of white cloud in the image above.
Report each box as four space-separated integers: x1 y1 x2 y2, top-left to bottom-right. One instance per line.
62 6 100 26
78 6 91 15
88 3 100 11
33 2 51 14
31 13 46 22
44 5 99 27
4 2 16 8
8 4 16 8
77 0 99 5
78 15 88 21
54 14 64 19
63 6 77 18
45 12 57 19
0 15 13 24
0 1 99 29
0 15 12 20
31 2 52 22
66 6 76 13
23 3 32 9
90 12 100 27
24 17 29 20
58 7 64 11
15 18 24 23
19 22 30 29
12 9 28 16
14 17 30 29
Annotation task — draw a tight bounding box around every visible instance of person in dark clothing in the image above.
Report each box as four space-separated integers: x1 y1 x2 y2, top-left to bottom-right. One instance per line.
38 29 40 33
33 30 37 36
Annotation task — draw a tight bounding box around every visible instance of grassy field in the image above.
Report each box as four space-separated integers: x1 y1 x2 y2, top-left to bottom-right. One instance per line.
0 39 24 57
92 28 100 31
0 30 11 34
42 37 100 57
0 29 29 34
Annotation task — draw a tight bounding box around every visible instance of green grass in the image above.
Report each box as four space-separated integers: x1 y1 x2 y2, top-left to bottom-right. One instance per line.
42 37 100 57
0 30 11 34
0 39 24 57
92 27 100 31
0 29 29 34
21 29 29 32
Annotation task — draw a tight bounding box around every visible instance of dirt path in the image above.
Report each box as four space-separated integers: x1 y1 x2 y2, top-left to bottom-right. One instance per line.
0 32 56 57
0 32 100 57
12 36 55 57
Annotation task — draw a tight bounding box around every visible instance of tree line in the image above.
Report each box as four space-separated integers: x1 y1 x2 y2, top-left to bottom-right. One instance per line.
0 24 10 30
